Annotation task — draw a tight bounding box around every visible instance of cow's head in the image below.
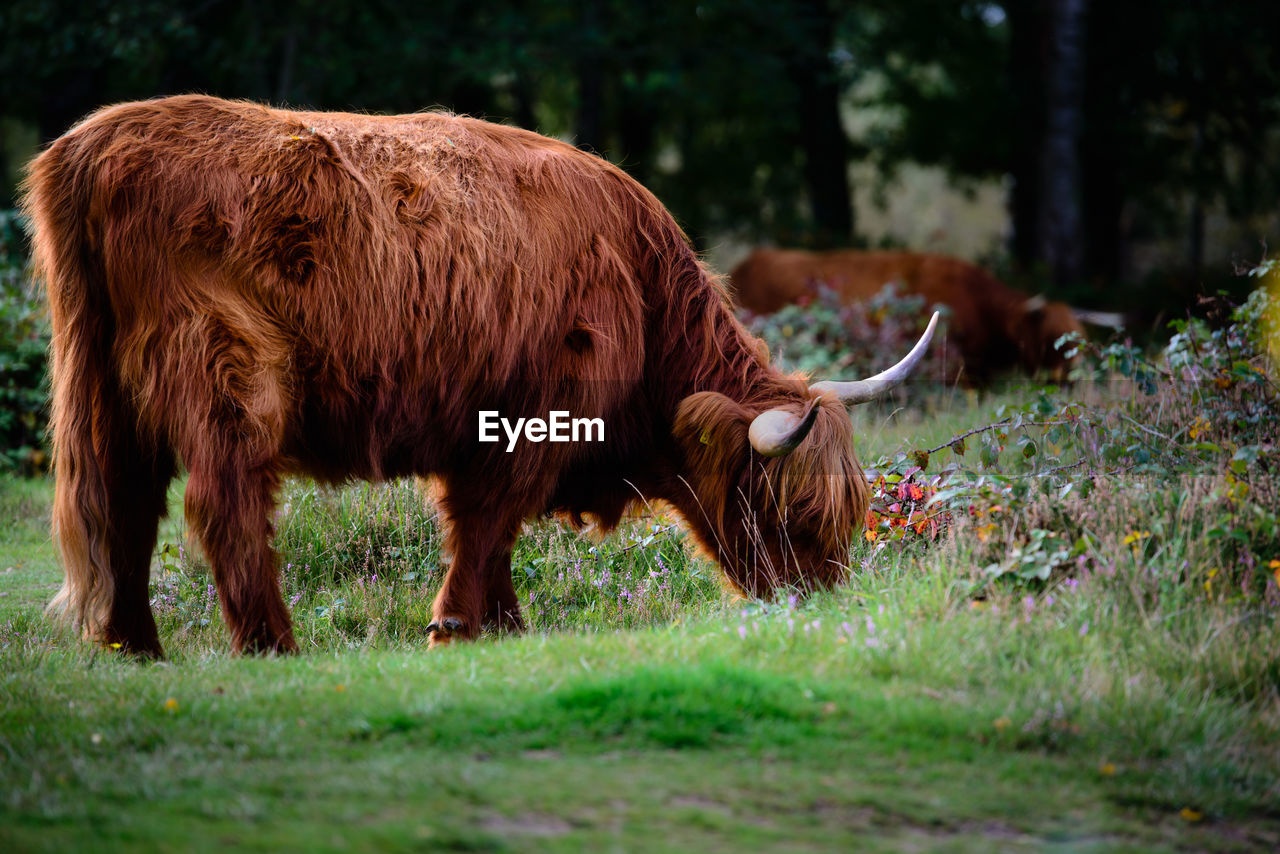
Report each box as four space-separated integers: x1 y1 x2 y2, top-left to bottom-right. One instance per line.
1014 296 1086 380
669 314 939 598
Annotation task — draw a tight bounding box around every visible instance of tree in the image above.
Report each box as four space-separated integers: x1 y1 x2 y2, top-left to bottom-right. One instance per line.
851 0 1280 292
1036 0 1086 288
788 0 854 247
5 0 1275 284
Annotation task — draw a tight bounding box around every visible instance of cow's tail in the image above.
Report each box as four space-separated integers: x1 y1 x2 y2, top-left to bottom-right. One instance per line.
20 132 122 637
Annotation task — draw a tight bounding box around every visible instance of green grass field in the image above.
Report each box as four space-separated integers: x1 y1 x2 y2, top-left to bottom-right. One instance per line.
2 380 1279 852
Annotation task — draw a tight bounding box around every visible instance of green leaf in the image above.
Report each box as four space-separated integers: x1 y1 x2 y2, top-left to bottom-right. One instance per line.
1016 562 1053 581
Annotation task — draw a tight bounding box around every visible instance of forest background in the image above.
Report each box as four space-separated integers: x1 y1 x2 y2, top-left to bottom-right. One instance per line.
1 0 1278 312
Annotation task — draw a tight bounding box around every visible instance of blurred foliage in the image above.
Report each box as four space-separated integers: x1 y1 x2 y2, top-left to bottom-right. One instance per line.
859 1 1280 285
1 0 1277 278
867 270 1280 601
0 211 48 474
0 0 853 245
742 280 956 387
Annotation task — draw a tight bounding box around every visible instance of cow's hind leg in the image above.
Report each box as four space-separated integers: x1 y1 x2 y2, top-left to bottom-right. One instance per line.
98 439 176 657
428 489 524 647
48 362 175 658
61 422 174 659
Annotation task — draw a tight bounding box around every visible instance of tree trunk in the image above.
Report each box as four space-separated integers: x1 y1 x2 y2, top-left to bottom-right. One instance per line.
1006 0 1046 271
789 0 853 247
1037 0 1088 287
36 68 103 143
276 21 298 104
1078 0 1126 286
1080 146 1125 284
574 0 606 153
512 74 538 132
617 85 658 187
1188 119 1206 277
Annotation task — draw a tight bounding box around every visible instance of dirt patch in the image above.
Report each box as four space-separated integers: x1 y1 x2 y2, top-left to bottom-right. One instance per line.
480 813 573 837
668 795 734 817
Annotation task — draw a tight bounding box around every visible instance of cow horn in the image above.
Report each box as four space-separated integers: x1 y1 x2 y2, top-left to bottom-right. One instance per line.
809 311 940 405
1072 308 1126 330
748 399 820 457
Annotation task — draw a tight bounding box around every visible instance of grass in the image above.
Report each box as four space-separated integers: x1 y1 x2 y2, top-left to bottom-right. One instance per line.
2 380 1279 852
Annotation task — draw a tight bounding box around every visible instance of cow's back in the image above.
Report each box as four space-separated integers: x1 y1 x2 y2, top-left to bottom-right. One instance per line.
35 95 662 480
729 248 1035 378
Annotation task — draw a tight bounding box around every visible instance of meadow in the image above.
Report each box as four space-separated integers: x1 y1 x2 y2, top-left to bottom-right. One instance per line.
1 285 1279 852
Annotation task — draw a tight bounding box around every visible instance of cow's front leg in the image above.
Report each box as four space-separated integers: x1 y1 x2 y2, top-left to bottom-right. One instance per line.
483 545 527 635
429 509 522 648
185 459 296 655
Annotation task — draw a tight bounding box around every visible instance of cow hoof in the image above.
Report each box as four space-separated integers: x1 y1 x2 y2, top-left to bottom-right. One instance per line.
426 617 466 644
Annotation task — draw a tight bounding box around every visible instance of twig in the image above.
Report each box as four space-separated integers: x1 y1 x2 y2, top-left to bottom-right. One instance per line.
923 417 1010 455
1009 459 1090 479
923 418 1080 456
1118 413 1172 441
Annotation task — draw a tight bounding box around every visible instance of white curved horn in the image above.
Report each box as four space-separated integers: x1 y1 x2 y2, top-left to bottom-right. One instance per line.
1073 308 1125 330
748 399 820 458
809 311 940 405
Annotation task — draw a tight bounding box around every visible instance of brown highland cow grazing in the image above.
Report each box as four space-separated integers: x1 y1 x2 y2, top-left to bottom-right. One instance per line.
731 248 1098 382
22 96 935 657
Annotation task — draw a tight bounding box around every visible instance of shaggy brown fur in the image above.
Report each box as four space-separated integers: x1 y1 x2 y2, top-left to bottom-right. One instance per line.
731 248 1085 381
22 95 868 657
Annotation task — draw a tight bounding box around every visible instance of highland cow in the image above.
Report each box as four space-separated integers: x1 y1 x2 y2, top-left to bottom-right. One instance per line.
23 96 935 657
731 248 1113 382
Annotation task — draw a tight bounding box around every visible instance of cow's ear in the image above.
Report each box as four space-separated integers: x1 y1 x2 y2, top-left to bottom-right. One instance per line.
1023 294 1048 317
672 392 750 458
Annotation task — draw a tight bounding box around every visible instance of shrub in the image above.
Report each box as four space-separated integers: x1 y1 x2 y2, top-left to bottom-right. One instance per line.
874 268 1280 605
740 280 957 394
0 210 48 475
